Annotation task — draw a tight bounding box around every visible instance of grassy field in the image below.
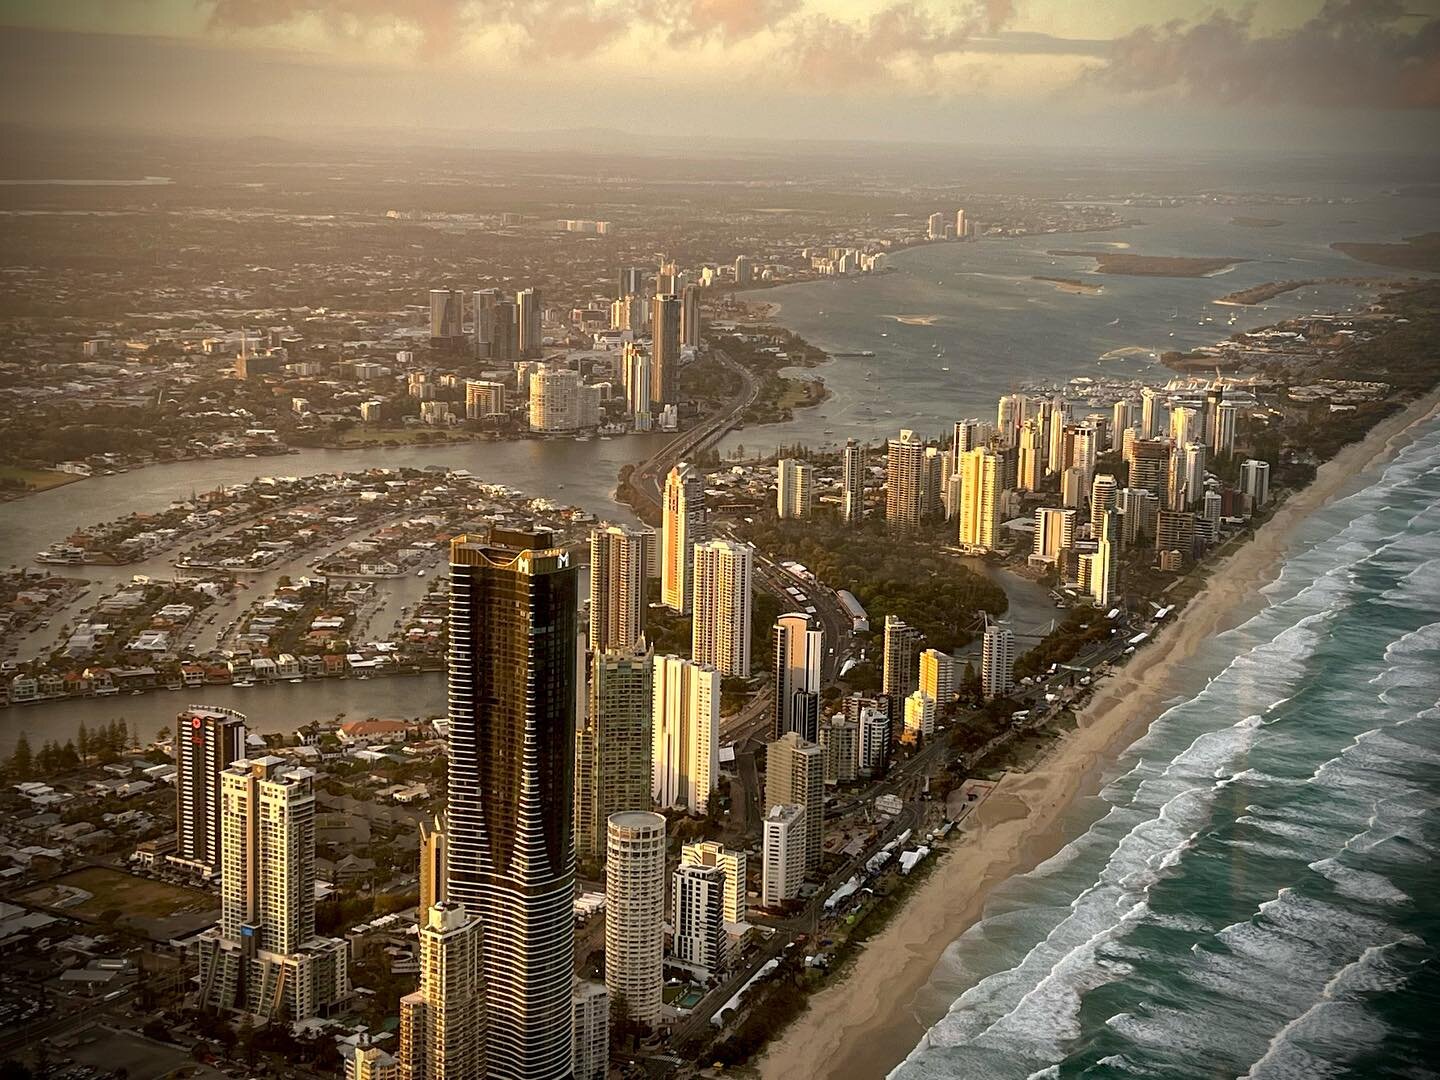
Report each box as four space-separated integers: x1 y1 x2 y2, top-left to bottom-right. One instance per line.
33 866 214 919
0 465 83 492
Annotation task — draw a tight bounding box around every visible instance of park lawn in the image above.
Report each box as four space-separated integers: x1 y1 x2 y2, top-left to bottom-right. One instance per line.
48 866 215 919
0 465 84 492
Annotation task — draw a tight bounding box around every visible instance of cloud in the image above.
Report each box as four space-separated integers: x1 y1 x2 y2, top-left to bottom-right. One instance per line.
789 0 1013 85
1093 0 1440 109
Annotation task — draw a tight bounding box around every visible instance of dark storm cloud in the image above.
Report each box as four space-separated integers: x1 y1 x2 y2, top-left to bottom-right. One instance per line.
1094 0 1440 109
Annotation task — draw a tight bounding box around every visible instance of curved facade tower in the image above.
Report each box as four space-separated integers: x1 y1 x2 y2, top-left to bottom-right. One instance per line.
447 528 578 1080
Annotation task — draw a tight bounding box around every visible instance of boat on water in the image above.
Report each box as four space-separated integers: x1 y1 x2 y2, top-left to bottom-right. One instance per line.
416 569 426 577
232 680 253 688
1107 317 1121 326
289 678 304 684
941 366 951 372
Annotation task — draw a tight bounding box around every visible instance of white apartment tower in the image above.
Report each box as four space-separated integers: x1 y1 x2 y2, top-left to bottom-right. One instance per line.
672 864 728 977
652 655 720 815
842 439 866 523
762 804 807 905
604 812 666 1029
691 539 753 677
981 624 1016 699
903 690 936 744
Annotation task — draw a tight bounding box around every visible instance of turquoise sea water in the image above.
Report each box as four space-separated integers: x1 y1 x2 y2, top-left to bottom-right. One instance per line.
891 416 1440 1079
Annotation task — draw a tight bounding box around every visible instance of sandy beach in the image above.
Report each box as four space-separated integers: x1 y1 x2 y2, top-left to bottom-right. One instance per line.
757 387 1440 1080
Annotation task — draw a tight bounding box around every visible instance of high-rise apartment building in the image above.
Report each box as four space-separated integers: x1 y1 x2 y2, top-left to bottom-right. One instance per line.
672 864 728 977
661 463 704 613
174 705 246 874
773 612 823 741
918 648 954 707
691 539 752 677
902 690 936 744
1111 399 1133 450
765 733 824 874
430 289 465 343
857 707 891 777
589 524 647 653
446 529 578 1080
952 417 983 456
528 365 583 432
1090 474 1118 536
733 255 753 286
397 902 484 1080
618 266 645 300
776 458 814 519
886 429 930 530
575 643 654 863
981 624 1016 699
819 716 859 785
1091 509 1119 607
651 294 681 405
956 446 1002 553
1119 486 1157 545
604 812 666 1029
1017 419 1044 492
516 287 543 359
841 439 866 523
679 841 746 925
1127 437 1172 498
1033 507 1077 563
472 288 500 358
882 614 923 709
1212 401 1239 456
465 379 506 419
196 757 349 1020
652 655 720 815
572 982 608 1080
680 283 701 347
1140 386 1162 438
762 803 806 905
1241 458 1271 508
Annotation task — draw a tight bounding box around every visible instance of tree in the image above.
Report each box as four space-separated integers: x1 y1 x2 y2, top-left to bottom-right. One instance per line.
8 733 33 778
77 722 90 762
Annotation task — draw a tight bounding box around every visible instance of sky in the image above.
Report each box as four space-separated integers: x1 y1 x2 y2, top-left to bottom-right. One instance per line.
1 0 1438 151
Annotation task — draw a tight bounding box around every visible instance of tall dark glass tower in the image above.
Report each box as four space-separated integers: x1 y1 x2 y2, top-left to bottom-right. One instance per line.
447 528 578 1080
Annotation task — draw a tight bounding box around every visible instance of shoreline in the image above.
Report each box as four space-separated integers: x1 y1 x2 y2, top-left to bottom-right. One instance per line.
756 386 1440 1080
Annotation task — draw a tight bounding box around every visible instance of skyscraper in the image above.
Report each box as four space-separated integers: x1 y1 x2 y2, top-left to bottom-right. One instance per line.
841 439 866 523
196 757 349 1020
1111 399 1133 450
680 283 701 346
1241 458 1271 507
492 299 518 362
776 458 814 519
574 643 654 863
652 654 720 815
918 648 954 707
957 446 1002 553
174 705 246 874
398 902 485 1080
446 529 578 1080
588 524 647 653
1212 402 1239 456
618 266 644 300
1017 419 1044 492
819 716 859 785
886 428 929 530
765 732 824 874
1126 437 1172 497
981 624 1016 699
1033 506 1077 563
430 288 464 343
952 417 982 457
661 463 704 613
604 812 666 1029
691 539 752 677
1092 509 1119 607
882 614 923 709
733 255 753 286
516 287 543 359
572 982 609 1080
1140 386 1162 439
773 612 823 741
1090 473 1118 536
472 288 500 358
651 294 681 405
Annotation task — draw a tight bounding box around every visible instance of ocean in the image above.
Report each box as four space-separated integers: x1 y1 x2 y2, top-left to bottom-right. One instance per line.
890 415 1440 1080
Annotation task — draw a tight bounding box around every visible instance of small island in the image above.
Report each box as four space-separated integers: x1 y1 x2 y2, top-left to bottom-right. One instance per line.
1216 276 1407 306
1047 250 1248 277
1333 232 1440 272
1231 216 1285 228
1032 275 1103 295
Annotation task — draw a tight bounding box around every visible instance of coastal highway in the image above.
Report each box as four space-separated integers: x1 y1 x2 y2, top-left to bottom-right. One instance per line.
627 347 758 521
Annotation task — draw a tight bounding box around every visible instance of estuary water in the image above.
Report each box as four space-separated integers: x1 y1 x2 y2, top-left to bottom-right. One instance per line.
892 415 1440 1079
726 189 1440 458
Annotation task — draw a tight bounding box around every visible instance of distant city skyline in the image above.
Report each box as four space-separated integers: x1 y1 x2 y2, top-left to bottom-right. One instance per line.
1 3 1436 150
